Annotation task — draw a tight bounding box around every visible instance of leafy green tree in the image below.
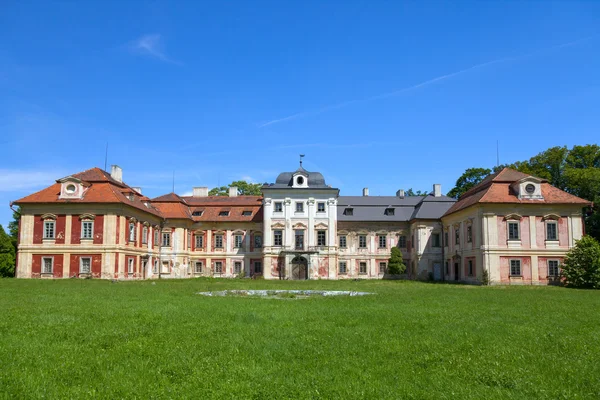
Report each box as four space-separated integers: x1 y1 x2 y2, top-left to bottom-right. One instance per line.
8 206 20 252
447 167 491 199
209 180 263 196
561 235 600 289
405 188 428 196
387 247 406 274
0 225 16 277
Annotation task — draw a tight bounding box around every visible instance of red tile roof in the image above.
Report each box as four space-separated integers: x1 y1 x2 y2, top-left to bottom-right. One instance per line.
444 168 591 217
152 194 263 222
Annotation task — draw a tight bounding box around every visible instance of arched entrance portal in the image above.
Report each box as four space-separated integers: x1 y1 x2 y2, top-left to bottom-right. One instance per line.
291 256 308 280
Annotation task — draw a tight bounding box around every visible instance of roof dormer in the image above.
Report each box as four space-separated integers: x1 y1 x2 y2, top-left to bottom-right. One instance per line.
292 169 309 188
57 176 86 200
511 177 544 200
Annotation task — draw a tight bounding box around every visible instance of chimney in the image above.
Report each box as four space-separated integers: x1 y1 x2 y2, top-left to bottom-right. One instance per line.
396 189 405 198
229 186 238 197
362 188 369 196
110 165 122 183
193 187 208 197
131 187 142 194
433 184 441 197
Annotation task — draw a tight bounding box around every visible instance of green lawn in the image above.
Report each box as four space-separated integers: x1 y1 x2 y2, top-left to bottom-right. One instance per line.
0 279 599 399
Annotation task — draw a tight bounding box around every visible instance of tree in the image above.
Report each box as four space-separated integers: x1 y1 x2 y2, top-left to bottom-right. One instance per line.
209 180 262 196
0 225 16 277
447 167 491 199
387 247 406 274
405 188 428 196
8 206 20 252
560 235 600 289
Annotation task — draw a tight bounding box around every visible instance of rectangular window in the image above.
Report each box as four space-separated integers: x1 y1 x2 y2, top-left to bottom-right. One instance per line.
432 233 441 248
546 222 558 241
455 229 460 245
274 230 283 246
187 232 191 248
219 211 229 217
399 236 406 248
508 221 520 240
162 232 171 247
295 230 304 250
128 258 134 274
42 257 53 274
195 235 204 249
254 261 262 273
242 210 252 216
142 227 148 244
317 230 326 246
254 235 262 248
129 223 136 242
510 259 521 276
378 235 386 249
43 221 55 239
548 260 560 277
379 262 387 274
214 261 223 274
339 261 347 274
82 221 93 239
154 230 159 246
80 257 91 274
359 262 367 274
295 202 304 212
215 234 224 249
195 261 203 273
234 261 242 274
234 234 243 248
274 202 283 212
384 208 395 216
467 226 472 243
339 235 347 248
444 231 448 246
468 260 473 276
317 202 325 212
445 261 449 275
344 208 354 216
359 235 367 248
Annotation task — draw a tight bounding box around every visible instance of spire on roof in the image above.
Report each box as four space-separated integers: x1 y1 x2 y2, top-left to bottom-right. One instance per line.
300 154 305 168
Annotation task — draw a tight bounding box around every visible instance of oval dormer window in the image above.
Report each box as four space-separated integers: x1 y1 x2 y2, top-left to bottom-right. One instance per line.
525 184 535 194
66 184 76 193
297 176 304 185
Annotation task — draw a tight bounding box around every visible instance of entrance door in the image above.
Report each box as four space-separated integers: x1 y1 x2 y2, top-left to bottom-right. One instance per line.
291 256 308 280
454 263 459 281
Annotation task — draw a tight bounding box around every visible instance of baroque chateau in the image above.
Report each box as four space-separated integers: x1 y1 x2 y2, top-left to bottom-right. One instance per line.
11 162 591 284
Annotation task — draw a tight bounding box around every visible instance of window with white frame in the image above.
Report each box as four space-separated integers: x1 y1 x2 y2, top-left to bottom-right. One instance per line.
195 234 204 249
295 230 304 250
317 202 325 212
339 235 347 248
42 257 53 274
162 232 171 247
508 221 520 240
214 261 223 274
195 261 203 273
379 262 387 274
548 260 560 277
254 261 262 273
81 220 93 239
234 261 242 274
128 258 134 274
254 235 262 248
432 233 441 248
274 202 283 212
546 221 558 241
399 235 406 248
234 234 243 248
154 230 159 246
142 226 148 244
43 220 55 239
359 235 367 248
317 230 326 246
215 234 224 249
80 257 91 274
467 226 472 243
359 262 367 274
295 202 304 212
273 230 283 246
339 261 347 274
129 223 136 242
378 235 387 249
510 259 521 276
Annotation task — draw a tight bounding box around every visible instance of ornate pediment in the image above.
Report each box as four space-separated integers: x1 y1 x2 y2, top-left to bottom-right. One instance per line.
504 213 523 221
41 213 57 220
78 213 95 220
314 222 328 229
293 222 308 229
542 213 561 221
271 222 286 229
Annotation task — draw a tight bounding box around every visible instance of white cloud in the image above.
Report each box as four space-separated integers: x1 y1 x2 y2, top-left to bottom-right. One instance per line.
0 169 64 192
130 34 183 65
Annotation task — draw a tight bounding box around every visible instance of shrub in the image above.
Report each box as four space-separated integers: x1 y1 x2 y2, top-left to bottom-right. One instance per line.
481 269 490 286
561 235 600 289
387 247 406 275
0 225 15 278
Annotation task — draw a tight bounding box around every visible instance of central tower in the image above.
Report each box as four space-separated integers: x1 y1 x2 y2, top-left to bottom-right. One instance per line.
261 160 339 279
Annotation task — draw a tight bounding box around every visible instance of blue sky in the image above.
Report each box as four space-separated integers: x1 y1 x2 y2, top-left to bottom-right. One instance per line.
1 1 600 229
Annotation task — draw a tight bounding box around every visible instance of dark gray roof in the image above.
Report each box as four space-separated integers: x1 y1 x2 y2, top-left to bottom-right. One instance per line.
265 166 330 189
338 194 455 222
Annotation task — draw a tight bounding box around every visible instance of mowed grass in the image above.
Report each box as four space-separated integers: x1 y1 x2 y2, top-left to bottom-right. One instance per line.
0 279 599 399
